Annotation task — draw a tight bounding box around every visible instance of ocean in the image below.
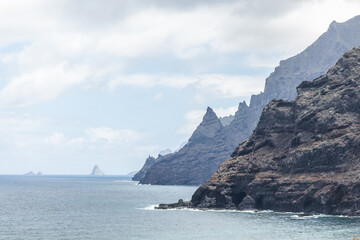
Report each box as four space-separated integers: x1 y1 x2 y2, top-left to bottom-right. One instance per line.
0 175 359 240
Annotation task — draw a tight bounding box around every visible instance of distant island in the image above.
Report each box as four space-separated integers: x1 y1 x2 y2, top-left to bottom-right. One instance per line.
90 165 105 176
23 171 42 176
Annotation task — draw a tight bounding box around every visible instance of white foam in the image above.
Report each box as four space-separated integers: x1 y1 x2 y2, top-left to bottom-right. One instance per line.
290 213 360 220
139 205 158 210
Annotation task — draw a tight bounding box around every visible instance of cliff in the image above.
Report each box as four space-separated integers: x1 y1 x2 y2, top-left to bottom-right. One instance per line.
190 47 360 216
137 16 360 185
228 15 360 146
140 107 234 185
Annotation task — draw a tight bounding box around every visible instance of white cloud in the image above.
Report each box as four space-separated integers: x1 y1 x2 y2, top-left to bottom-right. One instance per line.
196 74 265 98
107 74 198 89
0 62 90 108
84 127 142 144
0 0 359 109
45 132 65 145
44 127 144 147
108 73 265 98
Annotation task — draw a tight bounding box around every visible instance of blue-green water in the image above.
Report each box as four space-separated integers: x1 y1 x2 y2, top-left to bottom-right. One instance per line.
0 175 359 240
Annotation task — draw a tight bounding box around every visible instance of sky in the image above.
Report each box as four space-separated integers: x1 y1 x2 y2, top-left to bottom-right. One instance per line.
1 0 360 175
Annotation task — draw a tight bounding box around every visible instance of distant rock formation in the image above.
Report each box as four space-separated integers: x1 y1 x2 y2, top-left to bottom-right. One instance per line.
138 15 360 185
23 171 36 176
90 165 105 176
190 47 360 216
37 172 42 176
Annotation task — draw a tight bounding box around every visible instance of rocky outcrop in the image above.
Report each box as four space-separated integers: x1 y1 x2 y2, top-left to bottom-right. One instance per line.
137 16 360 186
132 155 165 181
140 107 234 185
190 47 360 216
133 156 157 181
90 165 105 176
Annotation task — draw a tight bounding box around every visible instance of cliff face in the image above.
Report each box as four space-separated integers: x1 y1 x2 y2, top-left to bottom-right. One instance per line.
136 16 360 186
230 15 360 146
140 107 234 185
190 47 360 216
132 156 157 181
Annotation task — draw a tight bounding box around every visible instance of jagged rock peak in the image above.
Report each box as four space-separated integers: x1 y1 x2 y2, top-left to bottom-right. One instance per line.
234 101 249 116
139 105 232 185
203 107 218 122
238 100 248 108
189 106 223 140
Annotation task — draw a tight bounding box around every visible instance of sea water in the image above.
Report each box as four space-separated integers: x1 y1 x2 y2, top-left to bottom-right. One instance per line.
0 175 359 240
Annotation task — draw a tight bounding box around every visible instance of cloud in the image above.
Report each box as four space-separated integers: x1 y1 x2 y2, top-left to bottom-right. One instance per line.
45 132 66 145
0 0 360 109
107 74 198 89
1 0 360 174
44 127 144 147
84 127 143 144
109 73 265 98
0 62 90 108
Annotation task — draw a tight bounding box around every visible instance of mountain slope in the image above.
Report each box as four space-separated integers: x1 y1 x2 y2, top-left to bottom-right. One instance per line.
190 47 360 215
140 107 233 185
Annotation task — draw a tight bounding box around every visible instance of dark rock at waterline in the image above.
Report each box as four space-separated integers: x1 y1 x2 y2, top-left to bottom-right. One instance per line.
155 199 191 210
190 47 360 216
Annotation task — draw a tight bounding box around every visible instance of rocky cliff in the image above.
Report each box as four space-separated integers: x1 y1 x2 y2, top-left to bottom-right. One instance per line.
190 47 360 216
140 107 234 185
228 15 360 146
137 16 360 186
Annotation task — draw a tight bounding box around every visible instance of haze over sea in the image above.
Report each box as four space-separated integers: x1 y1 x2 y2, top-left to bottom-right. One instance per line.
0 175 358 240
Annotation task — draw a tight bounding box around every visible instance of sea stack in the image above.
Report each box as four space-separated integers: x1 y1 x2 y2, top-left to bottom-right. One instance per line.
189 47 360 216
90 165 105 176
